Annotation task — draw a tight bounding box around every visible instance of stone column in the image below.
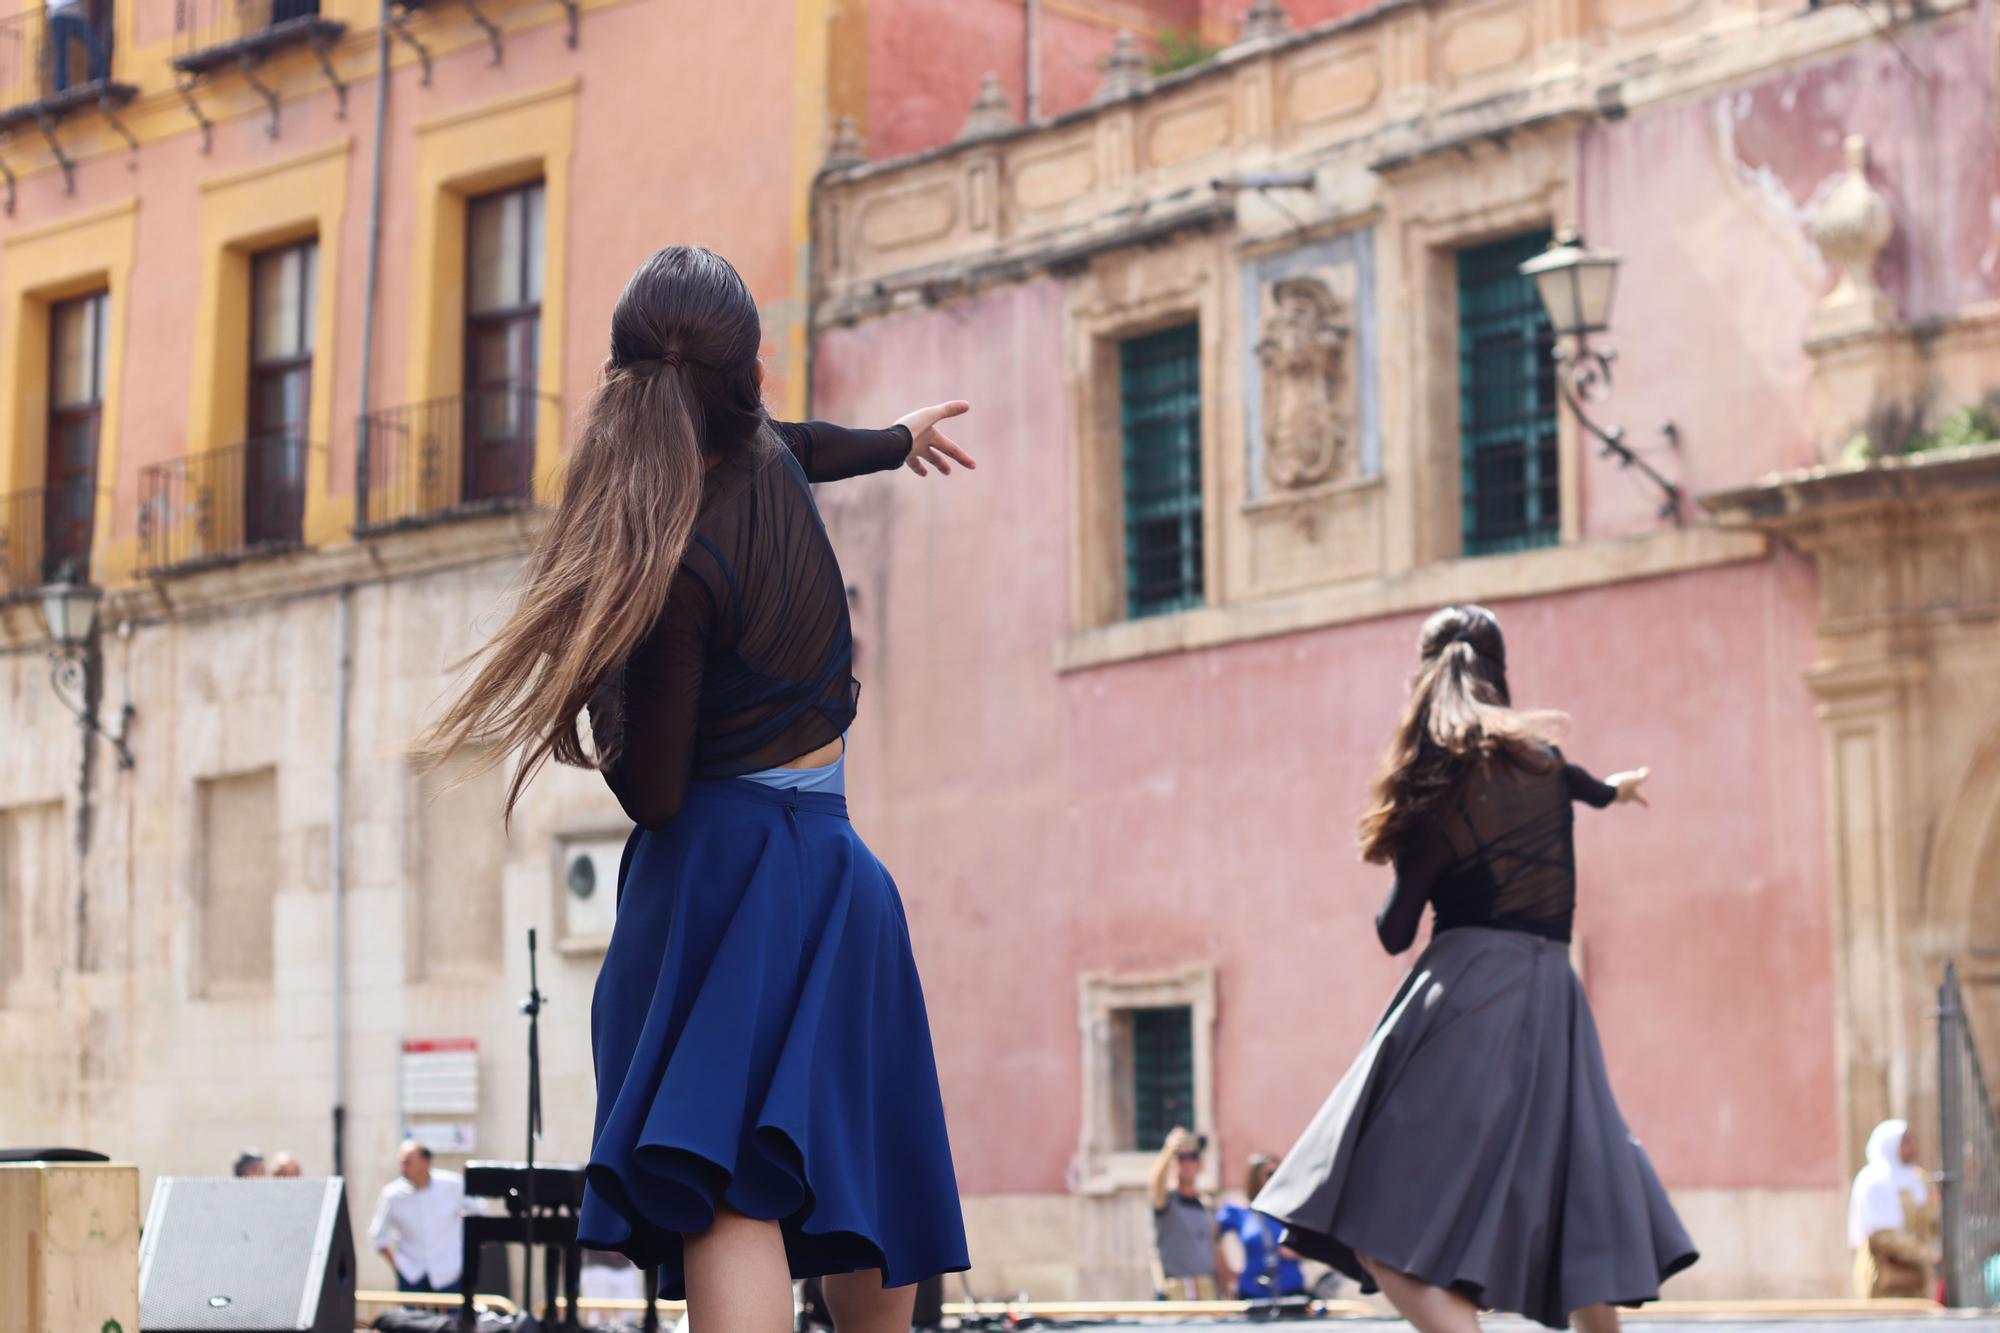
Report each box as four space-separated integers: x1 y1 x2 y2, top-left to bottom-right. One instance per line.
1807 640 1928 1174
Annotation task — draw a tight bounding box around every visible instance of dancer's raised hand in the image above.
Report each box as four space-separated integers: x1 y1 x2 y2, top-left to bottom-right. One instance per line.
1607 767 1650 807
895 400 976 478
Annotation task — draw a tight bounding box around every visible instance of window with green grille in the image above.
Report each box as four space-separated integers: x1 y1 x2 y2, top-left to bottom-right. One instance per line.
1131 1005 1195 1152
1457 231 1559 556
1119 324 1204 618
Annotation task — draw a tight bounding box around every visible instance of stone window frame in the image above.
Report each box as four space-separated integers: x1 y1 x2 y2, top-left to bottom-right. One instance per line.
1065 239 1231 633
1072 963 1219 1196
0 799 66 1010
191 766 283 1001
1385 138 1583 568
401 749 510 984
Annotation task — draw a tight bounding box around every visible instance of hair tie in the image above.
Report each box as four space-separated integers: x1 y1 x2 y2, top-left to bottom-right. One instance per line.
612 350 688 376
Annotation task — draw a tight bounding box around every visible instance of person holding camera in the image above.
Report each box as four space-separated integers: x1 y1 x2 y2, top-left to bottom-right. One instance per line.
1149 1127 1227 1300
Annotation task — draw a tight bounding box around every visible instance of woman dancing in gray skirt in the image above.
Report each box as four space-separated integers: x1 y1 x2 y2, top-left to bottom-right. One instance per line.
1254 604 1697 1333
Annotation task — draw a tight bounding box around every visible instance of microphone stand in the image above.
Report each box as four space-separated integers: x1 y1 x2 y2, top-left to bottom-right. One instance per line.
519 927 546 1329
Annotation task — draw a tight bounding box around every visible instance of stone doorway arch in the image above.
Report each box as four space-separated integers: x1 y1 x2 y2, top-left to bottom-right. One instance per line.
1924 724 2000 1094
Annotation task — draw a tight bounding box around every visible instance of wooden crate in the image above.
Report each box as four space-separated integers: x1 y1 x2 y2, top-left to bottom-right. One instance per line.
0 1162 140 1333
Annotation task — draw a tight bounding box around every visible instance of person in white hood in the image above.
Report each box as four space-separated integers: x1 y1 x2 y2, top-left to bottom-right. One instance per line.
1849 1118 1938 1298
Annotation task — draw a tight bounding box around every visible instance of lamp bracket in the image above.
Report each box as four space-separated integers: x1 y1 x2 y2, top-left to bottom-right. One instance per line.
1553 339 1684 524
49 649 135 770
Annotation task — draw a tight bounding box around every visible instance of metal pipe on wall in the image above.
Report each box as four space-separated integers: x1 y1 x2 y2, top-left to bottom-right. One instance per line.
356 0 391 536
331 583 353 1177
335 0 390 1177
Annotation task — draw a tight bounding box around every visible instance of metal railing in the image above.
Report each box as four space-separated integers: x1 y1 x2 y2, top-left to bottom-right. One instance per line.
172 0 328 68
1938 960 2000 1306
0 4 118 123
1 481 94 595
137 436 314 574
358 386 558 533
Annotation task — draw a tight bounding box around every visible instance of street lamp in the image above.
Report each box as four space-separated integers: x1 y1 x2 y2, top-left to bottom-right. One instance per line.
38 580 134 769
1518 229 1682 523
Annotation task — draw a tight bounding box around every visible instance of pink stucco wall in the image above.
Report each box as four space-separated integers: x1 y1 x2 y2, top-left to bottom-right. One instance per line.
1575 7 2000 538
812 265 1836 1198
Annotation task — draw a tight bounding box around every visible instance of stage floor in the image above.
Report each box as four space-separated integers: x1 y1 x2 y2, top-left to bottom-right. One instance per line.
1066 1322 2000 1333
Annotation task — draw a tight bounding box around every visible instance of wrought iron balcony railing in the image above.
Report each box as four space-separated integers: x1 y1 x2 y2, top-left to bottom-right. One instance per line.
357 386 559 534
138 435 315 575
171 0 346 146
0 481 96 596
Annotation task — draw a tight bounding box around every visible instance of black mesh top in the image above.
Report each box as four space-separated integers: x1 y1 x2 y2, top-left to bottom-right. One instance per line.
586 419 911 829
1375 748 1617 953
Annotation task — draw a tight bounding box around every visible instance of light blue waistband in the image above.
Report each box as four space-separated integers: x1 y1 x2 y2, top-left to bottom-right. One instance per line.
738 737 847 798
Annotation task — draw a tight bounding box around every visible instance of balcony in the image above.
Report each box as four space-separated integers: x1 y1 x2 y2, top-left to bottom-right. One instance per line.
385 0 579 81
172 0 347 146
357 386 558 534
138 436 314 575
0 480 95 597
0 4 139 206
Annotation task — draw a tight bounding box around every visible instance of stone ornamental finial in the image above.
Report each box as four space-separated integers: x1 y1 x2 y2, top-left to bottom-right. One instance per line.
1808 134 1894 337
1092 30 1152 105
825 115 866 170
958 71 1016 142
1236 0 1291 46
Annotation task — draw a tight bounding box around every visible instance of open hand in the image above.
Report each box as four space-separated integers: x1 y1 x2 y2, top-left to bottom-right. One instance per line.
895 400 976 477
1607 767 1650 807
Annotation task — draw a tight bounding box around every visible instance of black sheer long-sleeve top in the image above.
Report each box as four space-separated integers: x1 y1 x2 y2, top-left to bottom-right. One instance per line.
1373 748 1618 955
586 419 911 830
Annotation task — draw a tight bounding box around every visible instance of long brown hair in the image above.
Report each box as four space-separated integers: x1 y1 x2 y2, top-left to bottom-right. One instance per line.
1354 604 1565 864
418 245 767 819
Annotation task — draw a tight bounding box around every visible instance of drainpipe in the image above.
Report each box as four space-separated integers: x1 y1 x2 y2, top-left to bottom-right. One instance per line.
1024 0 1041 121
336 0 390 1178
356 0 390 529
330 584 353 1178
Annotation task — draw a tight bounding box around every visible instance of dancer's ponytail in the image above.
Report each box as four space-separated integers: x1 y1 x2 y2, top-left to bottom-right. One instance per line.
1355 604 1565 864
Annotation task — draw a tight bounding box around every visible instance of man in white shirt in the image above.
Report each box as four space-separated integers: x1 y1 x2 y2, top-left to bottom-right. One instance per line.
368 1140 471 1292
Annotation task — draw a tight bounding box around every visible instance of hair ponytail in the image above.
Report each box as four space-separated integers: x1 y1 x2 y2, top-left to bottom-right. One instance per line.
417 245 766 821
1354 604 1565 864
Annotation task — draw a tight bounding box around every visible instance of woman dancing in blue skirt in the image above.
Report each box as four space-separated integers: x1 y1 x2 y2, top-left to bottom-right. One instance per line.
425 245 973 1333
1254 604 1696 1333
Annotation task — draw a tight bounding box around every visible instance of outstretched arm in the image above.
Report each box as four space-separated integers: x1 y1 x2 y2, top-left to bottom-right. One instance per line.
772 401 976 483
772 420 911 482
1560 752 1648 809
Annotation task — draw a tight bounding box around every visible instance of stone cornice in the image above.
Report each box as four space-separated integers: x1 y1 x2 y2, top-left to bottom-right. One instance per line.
0 509 544 653
813 0 1942 317
1702 443 2000 537
1704 444 2000 633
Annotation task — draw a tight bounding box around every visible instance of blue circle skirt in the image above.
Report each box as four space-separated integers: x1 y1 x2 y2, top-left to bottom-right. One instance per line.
577 780 969 1297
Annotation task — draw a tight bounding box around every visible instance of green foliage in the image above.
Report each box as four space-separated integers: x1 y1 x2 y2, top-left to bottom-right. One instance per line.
1907 403 2000 455
1841 404 2000 467
1150 28 1223 76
